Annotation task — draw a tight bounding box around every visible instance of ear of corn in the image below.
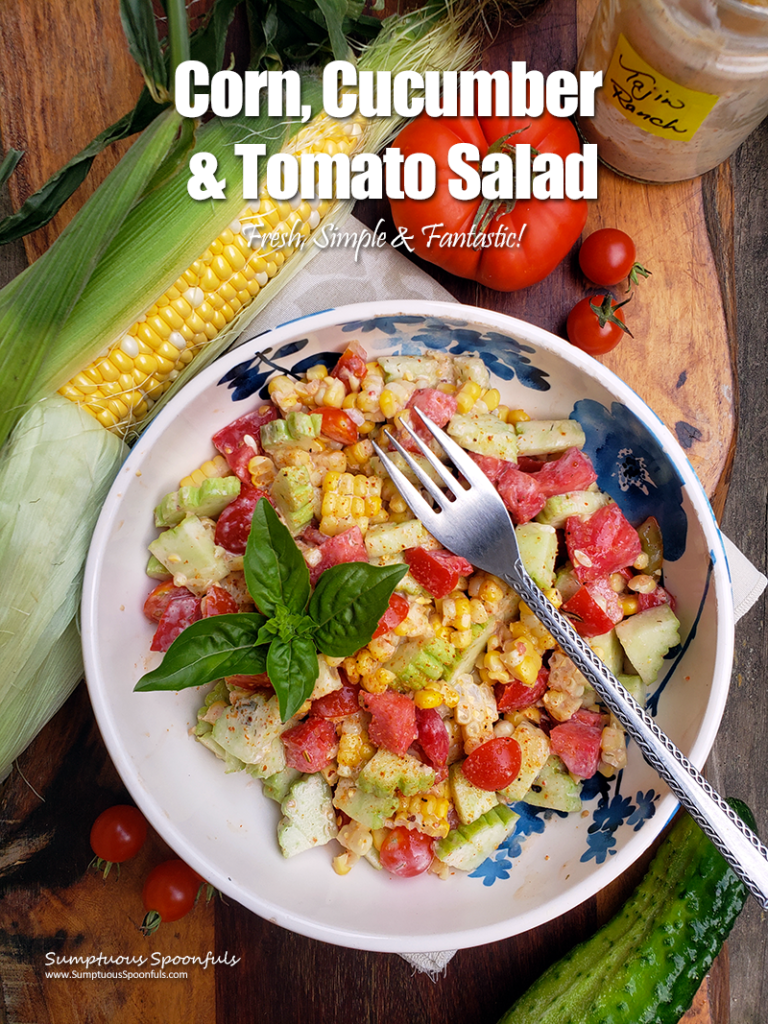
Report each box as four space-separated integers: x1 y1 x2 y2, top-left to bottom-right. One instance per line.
0 397 126 779
0 0 489 774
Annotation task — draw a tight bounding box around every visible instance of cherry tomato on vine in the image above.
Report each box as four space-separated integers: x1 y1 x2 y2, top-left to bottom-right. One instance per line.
463 737 523 791
379 826 434 877
89 805 148 878
140 859 204 935
566 294 633 356
578 229 650 289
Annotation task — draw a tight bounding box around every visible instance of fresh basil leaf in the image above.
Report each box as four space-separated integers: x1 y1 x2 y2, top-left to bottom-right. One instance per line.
309 562 408 658
244 498 310 617
267 635 319 721
134 612 267 692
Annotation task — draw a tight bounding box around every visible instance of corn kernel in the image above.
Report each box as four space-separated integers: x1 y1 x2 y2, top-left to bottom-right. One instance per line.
414 688 443 709
507 409 531 424
456 380 483 414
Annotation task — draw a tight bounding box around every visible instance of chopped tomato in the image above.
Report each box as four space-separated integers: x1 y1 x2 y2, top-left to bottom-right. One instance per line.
462 737 522 791
517 456 545 473
330 341 368 389
497 462 546 524
360 691 417 756
281 717 338 772
212 404 278 483
201 585 239 617
495 667 549 712
571 709 604 728
213 485 272 555
562 577 623 637
308 526 369 586
143 580 189 623
379 826 434 877
403 547 474 599
565 504 643 583
319 407 359 445
225 673 273 690
415 707 449 767
401 389 458 450
311 675 361 719
534 448 597 499
549 719 602 778
372 592 410 639
150 592 201 652
635 585 676 612
471 453 506 483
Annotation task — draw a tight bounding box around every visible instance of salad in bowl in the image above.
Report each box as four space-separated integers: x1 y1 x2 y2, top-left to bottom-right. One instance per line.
82 301 732 951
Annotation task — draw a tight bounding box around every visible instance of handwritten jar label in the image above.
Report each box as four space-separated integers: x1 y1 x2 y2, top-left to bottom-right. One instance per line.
605 33 719 141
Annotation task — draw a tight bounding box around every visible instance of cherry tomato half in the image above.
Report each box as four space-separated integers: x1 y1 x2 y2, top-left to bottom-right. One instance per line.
90 805 148 878
141 859 203 934
578 228 637 286
462 737 522 791
379 826 434 877
566 294 632 356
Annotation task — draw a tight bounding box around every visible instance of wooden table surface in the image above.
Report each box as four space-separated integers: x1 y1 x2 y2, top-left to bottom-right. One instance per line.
0 2 766 1023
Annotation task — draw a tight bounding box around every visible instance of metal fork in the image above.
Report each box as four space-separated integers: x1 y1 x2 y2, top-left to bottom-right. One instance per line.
373 410 768 909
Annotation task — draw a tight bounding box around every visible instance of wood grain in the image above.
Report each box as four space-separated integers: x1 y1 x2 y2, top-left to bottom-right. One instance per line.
0 0 144 262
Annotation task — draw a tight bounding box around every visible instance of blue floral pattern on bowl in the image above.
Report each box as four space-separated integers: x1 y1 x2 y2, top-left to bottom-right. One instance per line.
215 311 705 884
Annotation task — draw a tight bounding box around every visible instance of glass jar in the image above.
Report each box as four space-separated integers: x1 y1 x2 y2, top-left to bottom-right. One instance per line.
575 0 768 182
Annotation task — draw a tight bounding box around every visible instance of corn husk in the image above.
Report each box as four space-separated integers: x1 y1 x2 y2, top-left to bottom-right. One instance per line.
0 397 126 779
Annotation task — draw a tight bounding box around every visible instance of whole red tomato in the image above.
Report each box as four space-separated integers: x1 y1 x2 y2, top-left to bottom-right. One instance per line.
141 859 204 934
379 826 434 877
579 228 650 288
388 108 587 291
566 294 632 355
90 805 148 878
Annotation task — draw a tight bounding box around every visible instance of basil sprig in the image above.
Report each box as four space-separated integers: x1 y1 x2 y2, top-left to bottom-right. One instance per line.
135 498 408 720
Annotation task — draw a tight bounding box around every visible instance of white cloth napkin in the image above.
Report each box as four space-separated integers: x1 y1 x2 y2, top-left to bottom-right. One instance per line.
239 216 767 975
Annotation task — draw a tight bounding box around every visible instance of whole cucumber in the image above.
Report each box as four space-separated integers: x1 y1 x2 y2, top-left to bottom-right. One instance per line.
498 799 756 1024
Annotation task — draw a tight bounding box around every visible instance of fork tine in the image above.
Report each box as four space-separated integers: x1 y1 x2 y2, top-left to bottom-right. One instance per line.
375 431 449 510
395 415 466 498
413 410 493 490
370 441 443 533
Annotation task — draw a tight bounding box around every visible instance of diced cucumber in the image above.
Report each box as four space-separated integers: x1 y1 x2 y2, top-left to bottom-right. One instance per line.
211 692 292 778
449 761 500 825
270 464 315 535
434 805 519 872
262 767 304 804
523 754 582 814
536 490 612 529
333 777 399 830
148 514 230 596
364 519 429 558
378 355 442 385
615 604 681 685
589 628 624 676
515 522 558 590
277 773 338 857
357 749 435 798
146 553 172 580
453 355 490 388
154 475 241 528
515 418 586 456
447 412 519 461
618 673 646 708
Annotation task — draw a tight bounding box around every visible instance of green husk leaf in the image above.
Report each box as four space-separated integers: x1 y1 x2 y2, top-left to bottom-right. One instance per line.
0 397 126 779
0 92 167 247
0 149 24 192
120 0 170 103
0 106 184 451
0 0 242 246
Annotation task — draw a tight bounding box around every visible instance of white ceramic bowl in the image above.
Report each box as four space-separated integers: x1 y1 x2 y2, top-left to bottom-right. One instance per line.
82 300 734 952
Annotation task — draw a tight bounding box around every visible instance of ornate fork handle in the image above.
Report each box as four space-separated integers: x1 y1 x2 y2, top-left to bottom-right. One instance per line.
507 566 768 910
